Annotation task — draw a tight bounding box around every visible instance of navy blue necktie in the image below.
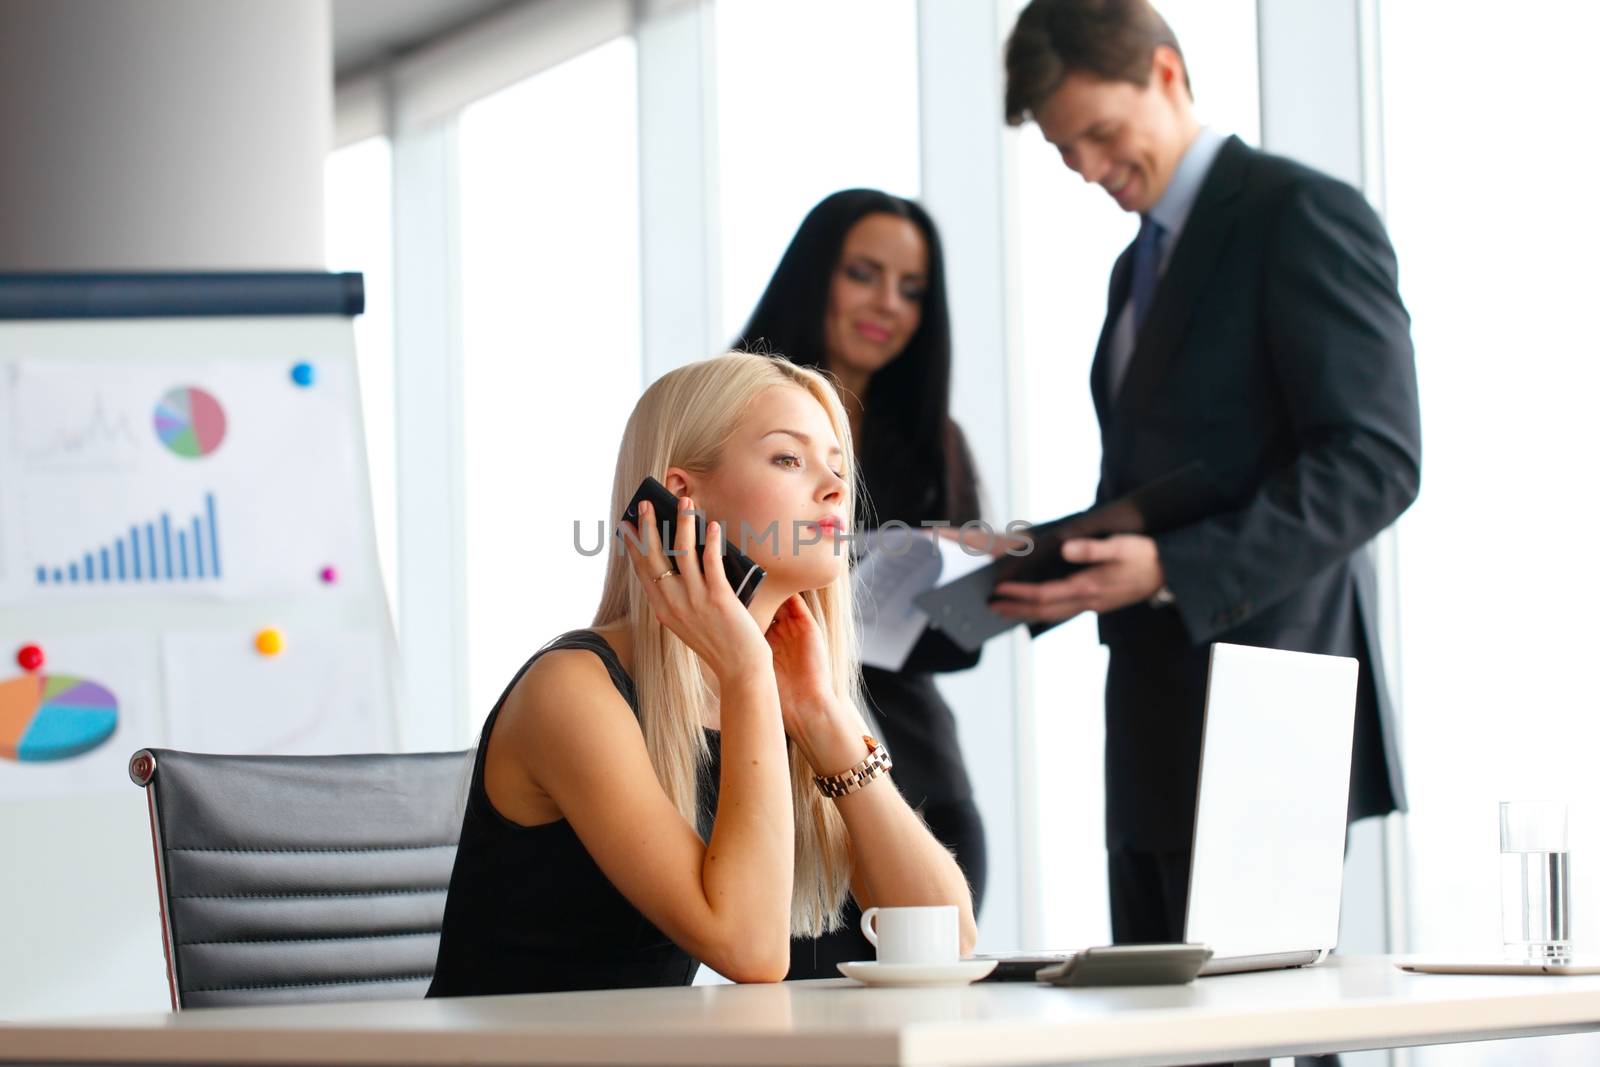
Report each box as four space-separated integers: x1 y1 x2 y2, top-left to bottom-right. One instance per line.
1128 215 1166 334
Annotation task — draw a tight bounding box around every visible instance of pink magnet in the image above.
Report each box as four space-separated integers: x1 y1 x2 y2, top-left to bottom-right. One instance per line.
319 565 338 585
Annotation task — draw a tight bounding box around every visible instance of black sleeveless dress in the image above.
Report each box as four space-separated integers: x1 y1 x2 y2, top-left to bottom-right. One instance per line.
427 630 721 996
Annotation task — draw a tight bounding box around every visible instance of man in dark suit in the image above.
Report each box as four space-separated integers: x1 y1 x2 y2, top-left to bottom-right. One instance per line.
990 0 1422 959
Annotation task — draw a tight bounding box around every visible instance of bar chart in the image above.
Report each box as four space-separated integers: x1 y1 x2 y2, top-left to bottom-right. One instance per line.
32 492 222 585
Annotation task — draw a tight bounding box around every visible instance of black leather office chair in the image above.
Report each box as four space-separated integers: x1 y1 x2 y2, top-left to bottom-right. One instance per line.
129 747 471 1009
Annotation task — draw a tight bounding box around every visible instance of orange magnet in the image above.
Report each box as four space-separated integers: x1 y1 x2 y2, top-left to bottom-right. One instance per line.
253 628 284 656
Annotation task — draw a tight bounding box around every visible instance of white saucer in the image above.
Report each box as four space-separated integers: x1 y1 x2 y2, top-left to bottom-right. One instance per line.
837 959 998 987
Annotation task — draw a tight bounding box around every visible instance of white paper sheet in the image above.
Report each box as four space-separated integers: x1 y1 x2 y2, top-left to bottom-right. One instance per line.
0 630 162 801
853 528 992 671
0 355 370 603
162 626 394 755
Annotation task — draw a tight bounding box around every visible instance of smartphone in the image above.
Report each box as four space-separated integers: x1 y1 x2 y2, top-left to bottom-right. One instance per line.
1035 943 1212 987
621 476 766 606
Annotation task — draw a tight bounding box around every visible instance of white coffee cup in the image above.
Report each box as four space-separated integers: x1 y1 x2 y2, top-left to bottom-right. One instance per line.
860 905 960 965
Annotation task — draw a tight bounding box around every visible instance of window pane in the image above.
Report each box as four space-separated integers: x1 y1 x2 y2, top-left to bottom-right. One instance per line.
324 135 399 623
1382 3 1600 1062
1012 0 1261 948
458 38 642 723
715 0 921 343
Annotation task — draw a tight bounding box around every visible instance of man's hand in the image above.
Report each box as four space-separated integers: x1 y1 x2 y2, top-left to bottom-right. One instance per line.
988 534 1166 623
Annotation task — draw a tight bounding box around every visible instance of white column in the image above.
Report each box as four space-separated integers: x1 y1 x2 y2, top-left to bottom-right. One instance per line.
1257 0 1364 188
0 0 329 270
0 0 333 1021
391 115 469 751
916 0 1030 951
1257 0 1409 1037
636 0 721 382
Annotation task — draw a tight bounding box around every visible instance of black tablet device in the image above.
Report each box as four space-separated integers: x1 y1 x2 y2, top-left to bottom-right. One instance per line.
914 462 1224 652
1037 943 1212 987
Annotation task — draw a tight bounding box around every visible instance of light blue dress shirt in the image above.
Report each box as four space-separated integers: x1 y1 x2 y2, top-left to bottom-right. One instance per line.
1106 126 1228 399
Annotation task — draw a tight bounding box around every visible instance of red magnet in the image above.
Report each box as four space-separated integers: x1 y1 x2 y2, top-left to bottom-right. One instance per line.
15 643 44 672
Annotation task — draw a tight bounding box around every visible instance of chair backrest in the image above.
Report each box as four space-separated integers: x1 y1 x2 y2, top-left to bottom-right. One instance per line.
129 747 471 1009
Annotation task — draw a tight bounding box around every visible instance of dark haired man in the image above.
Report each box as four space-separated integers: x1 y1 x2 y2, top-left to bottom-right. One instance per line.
990 0 1422 975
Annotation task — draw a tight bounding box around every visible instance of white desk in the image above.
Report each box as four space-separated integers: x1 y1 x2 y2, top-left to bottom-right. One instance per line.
5 957 1600 1066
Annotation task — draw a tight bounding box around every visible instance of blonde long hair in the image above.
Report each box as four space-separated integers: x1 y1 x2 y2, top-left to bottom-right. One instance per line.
593 352 860 937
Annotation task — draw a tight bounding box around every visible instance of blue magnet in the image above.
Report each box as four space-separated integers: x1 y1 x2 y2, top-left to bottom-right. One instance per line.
290 362 315 387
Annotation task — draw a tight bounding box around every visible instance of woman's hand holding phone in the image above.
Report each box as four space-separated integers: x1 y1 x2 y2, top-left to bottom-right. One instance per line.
620 496 771 685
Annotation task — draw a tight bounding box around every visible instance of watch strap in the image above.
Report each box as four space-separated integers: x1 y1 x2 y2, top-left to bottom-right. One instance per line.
813 735 892 799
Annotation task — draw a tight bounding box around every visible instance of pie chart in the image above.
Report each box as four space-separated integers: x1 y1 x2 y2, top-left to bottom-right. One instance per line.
154 385 227 458
0 674 119 763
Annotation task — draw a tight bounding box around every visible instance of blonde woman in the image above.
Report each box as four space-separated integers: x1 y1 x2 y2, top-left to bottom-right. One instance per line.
427 353 976 996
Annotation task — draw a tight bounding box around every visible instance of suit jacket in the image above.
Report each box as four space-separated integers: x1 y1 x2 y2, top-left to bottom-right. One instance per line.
1089 136 1421 851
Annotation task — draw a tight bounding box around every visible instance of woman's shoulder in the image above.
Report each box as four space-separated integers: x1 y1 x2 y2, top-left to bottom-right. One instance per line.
520 639 615 688
498 634 641 750
521 627 631 691
479 633 649 827
941 418 983 523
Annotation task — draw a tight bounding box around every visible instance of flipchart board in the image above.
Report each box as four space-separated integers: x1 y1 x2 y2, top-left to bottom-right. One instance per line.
0 273 398 1018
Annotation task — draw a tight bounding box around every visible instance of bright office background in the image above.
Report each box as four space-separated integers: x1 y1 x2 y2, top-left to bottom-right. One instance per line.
326 3 1600 1063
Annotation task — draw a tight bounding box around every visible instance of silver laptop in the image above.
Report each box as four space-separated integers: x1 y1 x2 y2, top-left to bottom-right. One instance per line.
974 642 1359 981
1186 642 1359 975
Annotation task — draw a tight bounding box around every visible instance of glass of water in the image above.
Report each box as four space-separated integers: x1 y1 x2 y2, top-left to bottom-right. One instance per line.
1499 801 1570 960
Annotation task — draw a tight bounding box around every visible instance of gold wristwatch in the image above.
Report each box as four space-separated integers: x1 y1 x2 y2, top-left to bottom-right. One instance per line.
813 735 893 799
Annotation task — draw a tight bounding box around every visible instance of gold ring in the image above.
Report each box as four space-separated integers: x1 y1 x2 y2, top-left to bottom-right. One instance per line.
651 569 675 584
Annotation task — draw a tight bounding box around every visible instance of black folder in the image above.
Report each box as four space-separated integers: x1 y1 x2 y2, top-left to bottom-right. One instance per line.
913 462 1225 652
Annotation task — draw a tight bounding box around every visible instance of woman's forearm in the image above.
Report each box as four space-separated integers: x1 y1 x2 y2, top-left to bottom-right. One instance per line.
797 702 978 953
833 772 979 952
701 672 796 970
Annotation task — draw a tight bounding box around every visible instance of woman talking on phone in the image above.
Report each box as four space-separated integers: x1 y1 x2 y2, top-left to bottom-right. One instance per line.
736 189 988 979
427 353 975 996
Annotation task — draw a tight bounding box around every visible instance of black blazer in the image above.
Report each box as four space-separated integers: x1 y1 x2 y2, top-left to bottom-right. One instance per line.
1089 136 1421 851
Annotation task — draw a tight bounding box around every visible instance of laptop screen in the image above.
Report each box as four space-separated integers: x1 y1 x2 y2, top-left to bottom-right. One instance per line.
1184 643 1359 962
